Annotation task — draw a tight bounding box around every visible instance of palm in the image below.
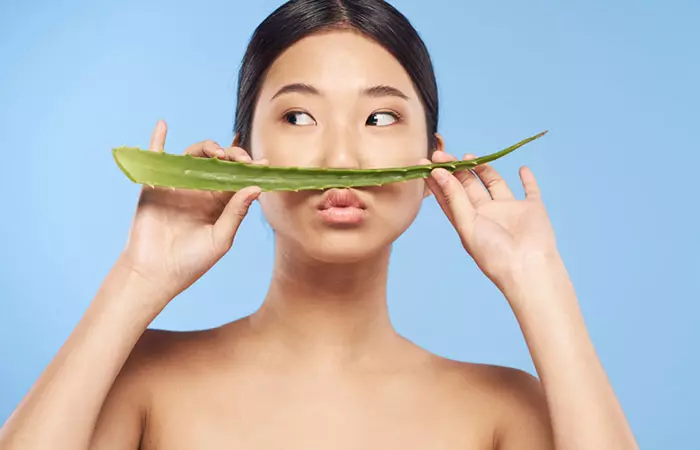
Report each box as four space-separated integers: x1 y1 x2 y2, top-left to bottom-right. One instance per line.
118 121 263 300
467 198 555 279
127 187 232 288
426 151 558 288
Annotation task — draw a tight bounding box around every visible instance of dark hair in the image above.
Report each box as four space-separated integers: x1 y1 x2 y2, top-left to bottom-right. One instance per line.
234 0 439 153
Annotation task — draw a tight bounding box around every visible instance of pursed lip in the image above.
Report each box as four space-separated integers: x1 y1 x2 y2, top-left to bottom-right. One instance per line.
317 188 367 211
316 188 368 225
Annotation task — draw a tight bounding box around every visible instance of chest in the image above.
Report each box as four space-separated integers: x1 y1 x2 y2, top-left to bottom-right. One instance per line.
141 376 495 450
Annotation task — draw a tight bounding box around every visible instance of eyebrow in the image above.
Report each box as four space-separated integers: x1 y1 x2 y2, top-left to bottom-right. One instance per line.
271 83 320 100
362 84 409 100
270 83 409 101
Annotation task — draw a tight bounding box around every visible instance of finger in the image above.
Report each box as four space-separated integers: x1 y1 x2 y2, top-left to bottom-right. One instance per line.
472 161 515 200
520 166 541 200
212 186 261 251
454 154 491 206
452 154 477 184
184 140 225 159
429 168 477 237
430 149 458 164
148 120 167 152
427 150 457 204
221 146 252 163
220 147 269 166
424 174 453 221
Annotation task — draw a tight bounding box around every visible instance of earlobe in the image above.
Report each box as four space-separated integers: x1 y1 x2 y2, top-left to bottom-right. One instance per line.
434 132 445 153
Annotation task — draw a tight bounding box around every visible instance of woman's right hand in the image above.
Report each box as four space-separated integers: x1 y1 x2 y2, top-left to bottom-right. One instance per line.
119 120 266 304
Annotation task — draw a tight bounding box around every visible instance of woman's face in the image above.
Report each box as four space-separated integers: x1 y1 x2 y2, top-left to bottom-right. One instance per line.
248 30 438 263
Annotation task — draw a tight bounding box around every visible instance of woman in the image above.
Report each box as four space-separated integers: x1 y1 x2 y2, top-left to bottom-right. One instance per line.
0 1 638 449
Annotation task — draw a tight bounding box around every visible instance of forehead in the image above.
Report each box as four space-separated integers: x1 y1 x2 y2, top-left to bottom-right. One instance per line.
260 29 418 98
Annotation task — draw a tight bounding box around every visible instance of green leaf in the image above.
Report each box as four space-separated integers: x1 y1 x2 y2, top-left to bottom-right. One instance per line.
112 130 548 192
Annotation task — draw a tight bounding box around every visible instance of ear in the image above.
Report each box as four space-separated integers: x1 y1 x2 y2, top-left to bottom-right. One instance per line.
423 132 446 198
434 132 445 152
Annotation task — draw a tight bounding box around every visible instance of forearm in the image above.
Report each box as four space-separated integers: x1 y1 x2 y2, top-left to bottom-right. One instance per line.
502 255 638 450
0 257 168 449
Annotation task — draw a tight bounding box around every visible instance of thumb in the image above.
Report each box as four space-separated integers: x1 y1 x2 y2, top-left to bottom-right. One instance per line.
149 120 167 152
212 186 261 251
429 168 477 238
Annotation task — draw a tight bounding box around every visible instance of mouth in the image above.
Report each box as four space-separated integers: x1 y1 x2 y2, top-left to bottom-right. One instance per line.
317 188 367 225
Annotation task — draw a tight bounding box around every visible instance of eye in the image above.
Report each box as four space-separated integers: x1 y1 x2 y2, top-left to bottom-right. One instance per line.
366 111 400 127
284 111 316 126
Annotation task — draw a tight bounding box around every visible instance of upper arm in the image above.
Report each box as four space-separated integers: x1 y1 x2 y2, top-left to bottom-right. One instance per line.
90 377 144 449
89 332 158 450
493 368 554 450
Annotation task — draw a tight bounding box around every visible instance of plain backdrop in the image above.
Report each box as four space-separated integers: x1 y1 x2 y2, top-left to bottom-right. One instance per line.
1 0 698 447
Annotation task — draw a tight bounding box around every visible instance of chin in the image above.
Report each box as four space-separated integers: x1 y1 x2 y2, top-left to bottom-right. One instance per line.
294 226 394 264
262 189 422 264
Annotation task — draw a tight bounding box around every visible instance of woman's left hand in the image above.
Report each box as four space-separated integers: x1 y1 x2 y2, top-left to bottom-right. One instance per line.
422 150 561 293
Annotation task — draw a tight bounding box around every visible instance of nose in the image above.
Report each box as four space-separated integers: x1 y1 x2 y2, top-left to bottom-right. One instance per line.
320 119 361 169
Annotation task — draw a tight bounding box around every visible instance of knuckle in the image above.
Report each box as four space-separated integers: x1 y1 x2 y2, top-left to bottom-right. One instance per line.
211 234 232 255
484 177 503 190
185 141 208 156
200 140 219 155
232 149 251 161
235 205 249 220
440 186 457 205
474 164 492 176
456 170 475 186
233 196 252 218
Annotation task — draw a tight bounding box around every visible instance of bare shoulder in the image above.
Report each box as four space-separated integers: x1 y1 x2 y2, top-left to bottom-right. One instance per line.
129 326 227 368
107 326 221 388
430 358 554 449
119 321 246 389
456 361 545 406
90 324 236 448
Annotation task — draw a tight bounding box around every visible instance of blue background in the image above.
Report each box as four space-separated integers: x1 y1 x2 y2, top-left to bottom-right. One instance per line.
1 0 698 447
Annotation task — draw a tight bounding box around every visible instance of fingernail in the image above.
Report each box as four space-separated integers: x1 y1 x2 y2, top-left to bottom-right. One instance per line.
431 168 449 187
217 149 226 158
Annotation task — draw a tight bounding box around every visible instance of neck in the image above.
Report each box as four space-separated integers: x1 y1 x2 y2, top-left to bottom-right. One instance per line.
247 237 400 367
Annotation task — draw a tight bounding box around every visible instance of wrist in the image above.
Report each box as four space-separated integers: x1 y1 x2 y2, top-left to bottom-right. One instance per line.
498 251 576 311
95 254 174 323
117 250 177 295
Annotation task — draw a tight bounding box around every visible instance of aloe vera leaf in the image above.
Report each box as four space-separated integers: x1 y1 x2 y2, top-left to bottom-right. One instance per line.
112 130 547 192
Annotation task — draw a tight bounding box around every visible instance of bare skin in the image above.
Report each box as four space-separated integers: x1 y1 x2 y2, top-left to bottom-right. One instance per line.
0 30 638 450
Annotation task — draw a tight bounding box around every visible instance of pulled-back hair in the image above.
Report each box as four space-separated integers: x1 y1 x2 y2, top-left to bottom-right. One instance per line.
234 0 439 153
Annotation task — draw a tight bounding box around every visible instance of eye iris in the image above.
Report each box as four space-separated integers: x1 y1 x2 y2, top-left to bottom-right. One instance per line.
367 112 396 126
285 111 315 125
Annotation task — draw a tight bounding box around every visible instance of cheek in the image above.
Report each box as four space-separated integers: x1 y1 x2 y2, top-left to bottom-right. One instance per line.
373 179 426 232
362 126 429 168
258 191 311 236
255 190 282 237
